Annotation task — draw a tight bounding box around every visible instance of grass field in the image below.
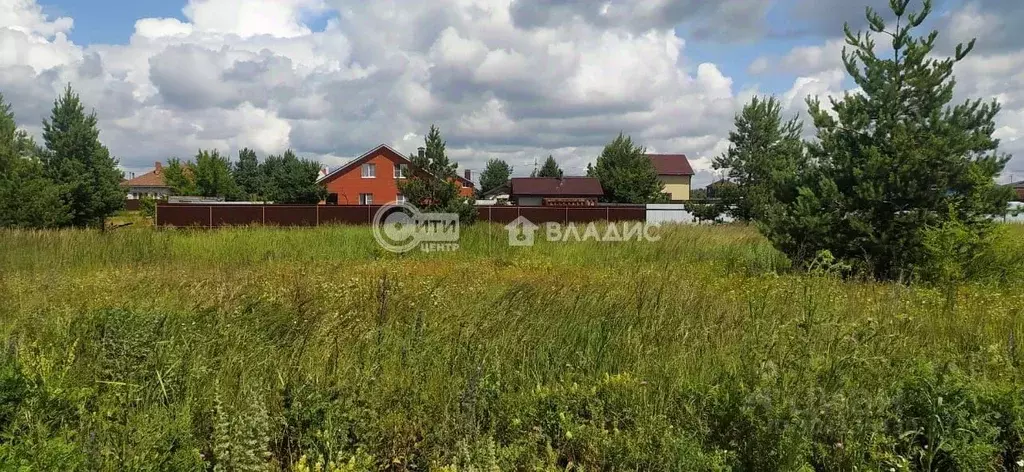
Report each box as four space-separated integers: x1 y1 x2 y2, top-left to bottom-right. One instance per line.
1 223 1024 471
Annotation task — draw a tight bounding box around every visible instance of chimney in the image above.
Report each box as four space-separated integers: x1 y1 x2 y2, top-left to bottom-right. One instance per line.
464 169 472 181
417 147 425 159
154 161 163 173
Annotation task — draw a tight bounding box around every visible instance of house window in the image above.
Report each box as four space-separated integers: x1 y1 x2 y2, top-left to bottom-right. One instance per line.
394 163 408 179
361 163 376 178
359 193 374 205
396 194 406 204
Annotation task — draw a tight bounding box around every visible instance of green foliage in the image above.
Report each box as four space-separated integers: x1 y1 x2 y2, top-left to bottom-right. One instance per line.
163 158 198 196
138 197 157 219
259 150 326 204
40 85 124 228
761 0 1013 280
533 155 563 178
194 149 240 199
591 133 666 204
713 96 804 221
398 125 476 223
0 94 69 229
479 159 512 194
234 148 262 200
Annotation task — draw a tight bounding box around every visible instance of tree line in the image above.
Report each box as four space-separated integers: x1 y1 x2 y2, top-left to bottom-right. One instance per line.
478 134 667 204
159 148 325 204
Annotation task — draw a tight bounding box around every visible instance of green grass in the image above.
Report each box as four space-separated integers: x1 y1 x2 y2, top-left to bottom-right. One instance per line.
1 224 1023 471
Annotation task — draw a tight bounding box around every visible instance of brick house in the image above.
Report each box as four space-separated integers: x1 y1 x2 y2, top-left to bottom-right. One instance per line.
509 177 604 206
647 154 695 202
317 144 475 205
123 162 173 200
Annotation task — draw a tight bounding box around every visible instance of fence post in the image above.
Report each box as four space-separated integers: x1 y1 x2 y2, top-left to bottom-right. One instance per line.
316 205 320 227
208 206 213 228
262 205 266 226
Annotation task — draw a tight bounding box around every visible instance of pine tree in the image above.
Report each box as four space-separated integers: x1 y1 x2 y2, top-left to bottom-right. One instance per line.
591 133 666 204
234 148 262 200
0 93 68 228
399 125 476 223
41 85 123 228
713 96 804 221
479 159 512 194
534 155 563 178
763 0 1014 279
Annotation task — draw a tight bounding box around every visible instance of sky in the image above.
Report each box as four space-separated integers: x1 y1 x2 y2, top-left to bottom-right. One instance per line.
2 0 1022 187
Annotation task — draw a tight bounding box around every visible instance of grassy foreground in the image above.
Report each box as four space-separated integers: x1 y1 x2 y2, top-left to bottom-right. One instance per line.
1 224 1023 471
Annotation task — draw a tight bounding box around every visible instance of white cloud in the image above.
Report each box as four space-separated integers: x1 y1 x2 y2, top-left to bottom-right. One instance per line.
0 0 1020 184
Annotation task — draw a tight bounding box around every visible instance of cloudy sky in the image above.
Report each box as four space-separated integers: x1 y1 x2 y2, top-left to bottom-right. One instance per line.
1 0 1022 186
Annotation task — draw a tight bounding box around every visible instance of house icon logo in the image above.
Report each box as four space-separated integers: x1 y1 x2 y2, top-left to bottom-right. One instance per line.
505 216 539 247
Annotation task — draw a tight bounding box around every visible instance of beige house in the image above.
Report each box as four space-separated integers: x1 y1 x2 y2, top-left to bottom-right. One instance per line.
647 154 695 201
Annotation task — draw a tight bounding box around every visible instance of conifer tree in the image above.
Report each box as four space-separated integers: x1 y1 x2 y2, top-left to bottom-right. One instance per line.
0 93 68 228
763 0 1013 279
41 85 123 228
233 148 262 199
591 133 666 203
479 158 512 194
713 96 804 221
399 125 476 223
534 155 563 178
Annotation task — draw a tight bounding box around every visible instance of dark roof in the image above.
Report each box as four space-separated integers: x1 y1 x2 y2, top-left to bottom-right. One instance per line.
480 182 510 198
317 144 407 184
1010 181 1024 187
647 154 694 176
510 177 604 197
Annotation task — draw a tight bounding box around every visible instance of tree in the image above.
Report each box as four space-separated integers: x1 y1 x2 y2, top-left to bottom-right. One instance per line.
713 96 804 221
533 155 563 178
398 125 476 223
194 149 239 199
234 147 262 200
163 158 197 196
479 158 512 194
0 93 68 228
260 150 325 204
41 85 124 228
762 0 1014 280
591 133 666 204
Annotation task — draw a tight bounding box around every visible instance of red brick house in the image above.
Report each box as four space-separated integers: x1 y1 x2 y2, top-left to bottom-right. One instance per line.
509 177 604 206
317 144 475 205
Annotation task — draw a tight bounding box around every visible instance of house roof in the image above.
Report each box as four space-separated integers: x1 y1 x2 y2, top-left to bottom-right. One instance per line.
317 143 475 188
647 154 694 176
509 177 604 197
123 163 170 188
480 182 510 198
317 144 408 184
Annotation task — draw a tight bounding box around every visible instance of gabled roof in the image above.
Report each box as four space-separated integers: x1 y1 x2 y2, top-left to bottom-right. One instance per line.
454 174 475 187
510 177 604 197
647 154 694 176
123 163 170 188
480 182 510 198
317 144 409 184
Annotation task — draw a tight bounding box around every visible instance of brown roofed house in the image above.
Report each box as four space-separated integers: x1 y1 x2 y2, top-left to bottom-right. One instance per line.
123 162 172 200
647 154 695 201
509 177 604 206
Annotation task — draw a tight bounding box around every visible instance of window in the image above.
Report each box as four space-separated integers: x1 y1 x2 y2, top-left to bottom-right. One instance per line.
359 193 374 205
394 163 408 179
396 194 406 204
361 163 376 178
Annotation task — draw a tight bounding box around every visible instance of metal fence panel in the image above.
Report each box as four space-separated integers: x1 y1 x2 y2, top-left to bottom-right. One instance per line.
263 206 318 227
213 205 263 226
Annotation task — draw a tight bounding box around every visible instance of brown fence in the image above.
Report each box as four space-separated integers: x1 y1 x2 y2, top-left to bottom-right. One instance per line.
155 203 645 228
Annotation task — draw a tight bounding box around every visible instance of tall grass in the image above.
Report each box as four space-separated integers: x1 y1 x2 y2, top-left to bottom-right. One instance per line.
0 224 1022 470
